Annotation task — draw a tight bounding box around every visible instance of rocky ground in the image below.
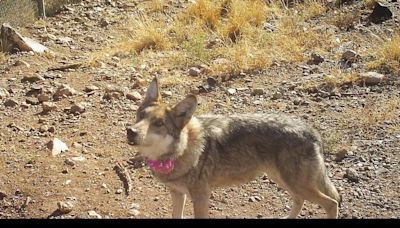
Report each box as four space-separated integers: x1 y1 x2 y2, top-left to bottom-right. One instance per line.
0 0 399 218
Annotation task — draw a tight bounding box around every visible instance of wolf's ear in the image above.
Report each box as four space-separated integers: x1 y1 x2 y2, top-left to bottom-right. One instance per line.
142 77 161 106
171 94 197 129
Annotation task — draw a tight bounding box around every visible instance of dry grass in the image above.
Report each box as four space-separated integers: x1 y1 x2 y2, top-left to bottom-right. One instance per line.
330 12 360 30
147 0 166 13
88 0 339 79
343 96 400 137
300 0 327 21
368 33 400 72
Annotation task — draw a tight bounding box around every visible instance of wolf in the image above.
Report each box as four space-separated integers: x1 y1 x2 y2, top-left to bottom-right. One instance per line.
126 77 341 218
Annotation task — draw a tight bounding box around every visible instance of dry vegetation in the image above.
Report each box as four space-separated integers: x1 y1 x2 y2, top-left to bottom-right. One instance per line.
367 33 400 72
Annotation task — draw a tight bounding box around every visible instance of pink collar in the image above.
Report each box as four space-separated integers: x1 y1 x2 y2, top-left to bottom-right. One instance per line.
146 159 175 174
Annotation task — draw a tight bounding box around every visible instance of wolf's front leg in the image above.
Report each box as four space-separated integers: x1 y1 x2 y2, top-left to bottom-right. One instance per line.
190 187 211 218
171 189 186 218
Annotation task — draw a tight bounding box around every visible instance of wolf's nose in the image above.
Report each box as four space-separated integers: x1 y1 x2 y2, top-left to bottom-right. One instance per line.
126 127 138 145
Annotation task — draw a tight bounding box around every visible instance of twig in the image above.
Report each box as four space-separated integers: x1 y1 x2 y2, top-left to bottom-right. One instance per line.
114 162 133 196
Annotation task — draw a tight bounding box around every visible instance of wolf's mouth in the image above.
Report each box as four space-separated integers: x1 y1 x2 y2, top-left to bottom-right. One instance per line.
146 159 175 174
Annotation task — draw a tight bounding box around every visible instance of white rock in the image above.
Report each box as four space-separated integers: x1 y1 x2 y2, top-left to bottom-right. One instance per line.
227 88 236 95
57 201 74 214
47 138 68 156
0 88 9 99
359 72 385 85
189 67 201 76
87 210 102 219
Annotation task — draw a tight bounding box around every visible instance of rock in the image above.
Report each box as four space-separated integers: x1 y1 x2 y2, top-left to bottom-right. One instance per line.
70 102 87 114
271 91 283 100
14 60 30 68
341 50 359 63
368 2 393 24
344 168 359 183
23 196 32 207
359 72 385 85
162 91 172 97
189 67 201 76
0 191 6 200
207 77 217 87
335 148 348 161
126 91 142 101
115 189 123 194
84 85 99 92
227 88 236 95
71 156 86 162
87 210 102 219
251 88 264 96
56 37 73 45
307 53 324 65
99 18 110 27
42 102 57 112
21 74 45 83
64 158 75 166
1 23 48 53
37 94 51 102
0 88 9 99
39 125 49 133
129 209 140 216
48 126 55 133
57 201 73 214
47 138 68 156
293 98 302 105
26 97 39 105
130 203 140 210
4 98 18 107
54 84 78 99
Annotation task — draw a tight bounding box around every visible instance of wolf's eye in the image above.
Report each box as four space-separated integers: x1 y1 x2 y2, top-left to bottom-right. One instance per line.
153 120 164 127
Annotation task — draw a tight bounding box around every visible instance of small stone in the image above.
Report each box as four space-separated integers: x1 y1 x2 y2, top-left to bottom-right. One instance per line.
0 88 10 99
251 88 264 96
129 209 140 216
54 84 78 99
42 102 57 112
126 91 142 101
226 88 236 95
14 60 30 68
57 201 74 214
70 102 87 114
162 91 172 97
21 74 45 83
87 210 102 219
189 67 201 76
0 191 7 200
335 148 348 162
359 72 385 85
23 196 32 207
307 53 324 65
344 168 359 183
48 126 55 133
130 203 140 210
293 98 302 105
84 85 99 92
39 125 49 133
37 94 51 102
342 50 359 63
26 97 39 105
71 156 86 162
47 138 68 156
115 189 123 194
64 158 75 166
271 91 283 100
4 98 19 107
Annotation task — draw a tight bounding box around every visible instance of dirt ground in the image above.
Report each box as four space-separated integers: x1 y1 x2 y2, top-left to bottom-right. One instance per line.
0 0 399 218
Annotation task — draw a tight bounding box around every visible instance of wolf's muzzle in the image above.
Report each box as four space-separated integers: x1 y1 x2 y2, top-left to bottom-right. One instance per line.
126 127 139 145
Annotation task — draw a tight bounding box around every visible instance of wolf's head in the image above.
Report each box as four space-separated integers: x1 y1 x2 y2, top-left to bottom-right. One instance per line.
126 77 197 163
